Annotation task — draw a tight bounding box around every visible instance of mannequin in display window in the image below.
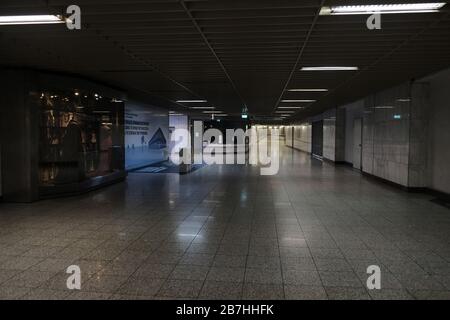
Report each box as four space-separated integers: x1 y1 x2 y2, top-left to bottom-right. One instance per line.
58 113 85 183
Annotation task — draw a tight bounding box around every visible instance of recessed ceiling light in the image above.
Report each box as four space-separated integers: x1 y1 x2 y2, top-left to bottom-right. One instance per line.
281 99 316 103
190 106 215 109
287 89 328 92
278 106 303 109
202 111 223 114
397 98 411 102
0 15 66 25
301 66 358 71
275 111 296 113
319 3 446 15
176 100 207 103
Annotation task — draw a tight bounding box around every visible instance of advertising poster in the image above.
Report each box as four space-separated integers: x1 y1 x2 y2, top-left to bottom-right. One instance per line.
125 101 169 170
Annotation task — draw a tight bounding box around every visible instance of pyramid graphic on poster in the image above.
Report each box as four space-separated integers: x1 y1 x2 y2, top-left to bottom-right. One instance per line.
148 128 167 149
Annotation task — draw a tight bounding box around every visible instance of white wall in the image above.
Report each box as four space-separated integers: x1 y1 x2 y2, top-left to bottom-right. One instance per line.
293 124 312 153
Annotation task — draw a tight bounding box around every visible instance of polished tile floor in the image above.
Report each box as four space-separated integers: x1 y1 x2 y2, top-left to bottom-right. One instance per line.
1 144 450 300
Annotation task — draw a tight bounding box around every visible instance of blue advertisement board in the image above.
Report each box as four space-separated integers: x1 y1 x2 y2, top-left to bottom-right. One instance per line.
124 101 169 170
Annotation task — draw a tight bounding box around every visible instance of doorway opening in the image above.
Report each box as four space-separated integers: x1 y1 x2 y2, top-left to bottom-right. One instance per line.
353 118 363 170
311 120 323 160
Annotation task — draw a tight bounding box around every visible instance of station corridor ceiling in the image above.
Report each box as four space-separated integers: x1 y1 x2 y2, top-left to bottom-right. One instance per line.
1 0 449 120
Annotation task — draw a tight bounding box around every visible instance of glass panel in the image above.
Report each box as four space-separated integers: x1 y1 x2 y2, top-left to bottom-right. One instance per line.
32 90 124 186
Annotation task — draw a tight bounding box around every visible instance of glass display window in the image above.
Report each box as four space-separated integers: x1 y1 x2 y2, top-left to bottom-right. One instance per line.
32 89 125 187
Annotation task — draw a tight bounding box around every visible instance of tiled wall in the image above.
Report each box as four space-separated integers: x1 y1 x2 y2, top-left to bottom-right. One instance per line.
293 124 312 153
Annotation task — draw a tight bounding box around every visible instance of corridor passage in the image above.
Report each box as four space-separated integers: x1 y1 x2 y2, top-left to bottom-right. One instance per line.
0 145 449 300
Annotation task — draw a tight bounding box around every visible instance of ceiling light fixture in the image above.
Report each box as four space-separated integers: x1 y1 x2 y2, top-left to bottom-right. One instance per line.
319 3 446 15
281 99 316 103
0 15 66 25
287 89 328 92
374 106 395 109
190 106 215 109
278 106 304 109
176 100 207 103
202 111 223 114
301 66 359 71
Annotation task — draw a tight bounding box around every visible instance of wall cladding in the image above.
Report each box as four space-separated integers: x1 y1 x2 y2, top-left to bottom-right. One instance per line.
293 124 312 153
426 68 450 194
343 100 365 164
285 126 293 147
323 109 336 161
361 83 429 187
322 108 345 162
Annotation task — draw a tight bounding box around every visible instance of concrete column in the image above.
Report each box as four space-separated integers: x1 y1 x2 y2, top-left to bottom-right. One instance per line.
0 70 39 202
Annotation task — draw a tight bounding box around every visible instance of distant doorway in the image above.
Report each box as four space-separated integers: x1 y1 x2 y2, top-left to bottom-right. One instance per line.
311 120 323 159
353 118 363 170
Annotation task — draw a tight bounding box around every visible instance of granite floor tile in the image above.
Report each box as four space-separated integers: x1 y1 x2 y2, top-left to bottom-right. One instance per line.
199 281 243 299
206 267 246 282
169 265 210 281
242 283 285 300
157 279 203 299
284 285 327 300
0 145 449 300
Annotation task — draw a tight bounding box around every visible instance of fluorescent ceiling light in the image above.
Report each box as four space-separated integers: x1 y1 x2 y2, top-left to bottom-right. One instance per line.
275 111 296 113
176 100 207 103
190 106 215 109
397 98 411 102
202 111 223 114
320 3 446 15
281 99 316 103
278 106 303 109
301 66 358 71
0 15 65 25
287 89 328 92
215 114 228 116
374 106 395 109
